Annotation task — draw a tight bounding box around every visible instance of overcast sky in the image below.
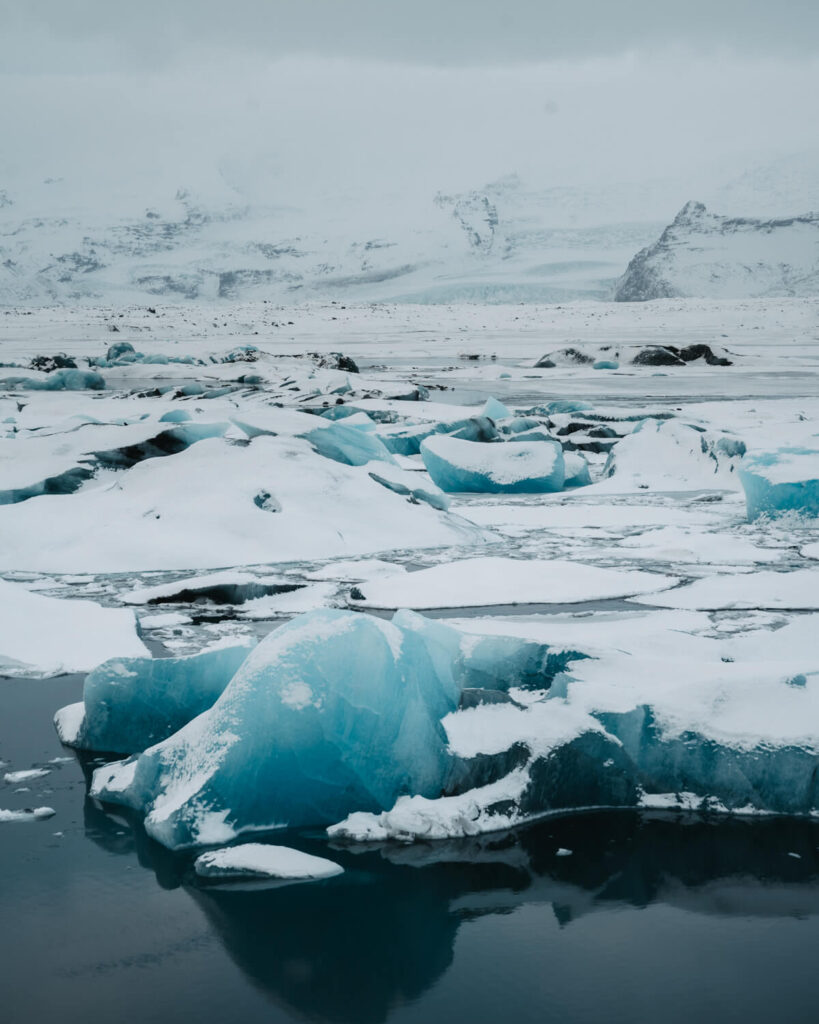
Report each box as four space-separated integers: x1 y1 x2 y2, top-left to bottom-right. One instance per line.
1 2 818 220
4 0 819 70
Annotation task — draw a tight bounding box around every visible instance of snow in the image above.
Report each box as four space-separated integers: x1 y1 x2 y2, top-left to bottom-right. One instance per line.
635 568 819 610
349 557 677 610
194 844 343 882
0 436 483 573
0 579 147 677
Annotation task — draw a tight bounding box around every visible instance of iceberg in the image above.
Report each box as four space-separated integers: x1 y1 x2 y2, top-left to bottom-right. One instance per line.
90 610 463 847
481 396 512 421
739 447 819 520
420 435 565 493
600 418 744 491
56 643 254 754
301 421 397 467
88 609 581 849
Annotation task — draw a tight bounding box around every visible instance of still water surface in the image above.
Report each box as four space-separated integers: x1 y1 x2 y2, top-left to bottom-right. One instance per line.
2 673 818 1024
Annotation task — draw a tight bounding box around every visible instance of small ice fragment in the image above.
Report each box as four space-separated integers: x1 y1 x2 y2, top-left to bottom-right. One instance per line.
194 844 343 883
787 852 802 859
0 807 56 822
4 768 50 784
555 848 573 857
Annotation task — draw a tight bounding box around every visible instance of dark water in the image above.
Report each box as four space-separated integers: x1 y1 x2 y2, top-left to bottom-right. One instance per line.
2 674 819 1024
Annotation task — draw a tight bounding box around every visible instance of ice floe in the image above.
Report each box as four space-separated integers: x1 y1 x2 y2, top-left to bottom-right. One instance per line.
348 557 677 610
0 579 147 677
194 844 343 883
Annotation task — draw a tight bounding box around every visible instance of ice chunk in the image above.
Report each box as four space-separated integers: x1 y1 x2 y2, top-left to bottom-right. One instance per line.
90 609 463 848
0 579 148 677
739 447 819 520
194 844 343 883
4 768 50 783
301 422 397 467
0 807 55 822
563 452 591 488
481 396 512 421
349 557 677 610
58 643 254 754
421 435 565 493
593 360 619 370
0 369 105 391
600 418 743 492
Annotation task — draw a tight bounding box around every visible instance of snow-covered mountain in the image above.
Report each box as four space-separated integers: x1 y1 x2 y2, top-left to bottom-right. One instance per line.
0 175 664 306
615 201 819 301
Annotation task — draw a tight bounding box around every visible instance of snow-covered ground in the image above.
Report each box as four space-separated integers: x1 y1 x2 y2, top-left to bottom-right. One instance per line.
1 297 817 846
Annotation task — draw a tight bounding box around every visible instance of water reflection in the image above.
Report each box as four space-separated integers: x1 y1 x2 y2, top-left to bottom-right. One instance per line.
85 795 819 1024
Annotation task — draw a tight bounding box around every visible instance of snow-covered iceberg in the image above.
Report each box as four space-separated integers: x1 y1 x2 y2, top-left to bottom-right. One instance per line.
420 435 565 493
739 447 819 520
88 609 580 848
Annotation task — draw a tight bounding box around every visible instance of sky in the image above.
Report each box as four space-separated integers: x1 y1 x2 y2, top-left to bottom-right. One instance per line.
1 1 818 223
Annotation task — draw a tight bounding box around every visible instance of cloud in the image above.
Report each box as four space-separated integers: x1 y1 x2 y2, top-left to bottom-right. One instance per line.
3 0 819 73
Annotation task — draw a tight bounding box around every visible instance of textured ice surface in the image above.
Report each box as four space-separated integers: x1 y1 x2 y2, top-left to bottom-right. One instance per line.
0 579 147 677
194 844 343 882
90 610 464 847
421 435 565 493
56 643 254 754
739 447 819 520
600 418 744 491
0 436 483 572
302 421 397 467
634 567 819 610
0 368 105 391
0 807 56 823
88 609 580 848
350 557 677 610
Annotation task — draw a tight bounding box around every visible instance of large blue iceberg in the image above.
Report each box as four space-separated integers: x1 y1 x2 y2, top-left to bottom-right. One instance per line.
420 435 565 493
739 447 819 520
87 609 573 848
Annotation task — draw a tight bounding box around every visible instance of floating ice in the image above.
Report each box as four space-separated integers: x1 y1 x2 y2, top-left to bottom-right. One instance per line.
302 421 397 467
563 452 592 488
4 768 50 783
0 579 148 677
0 807 56 823
600 418 744 492
194 844 343 883
0 436 482 572
349 557 677 610
56 643 254 754
0 368 105 391
421 435 565 493
634 567 819 610
481 396 512 421
90 609 464 847
739 447 819 520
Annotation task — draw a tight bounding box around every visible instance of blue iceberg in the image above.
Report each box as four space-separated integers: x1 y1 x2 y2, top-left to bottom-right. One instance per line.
302 422 397 467
420 435 565 493
88 609 579 848
56 643 254 754
90 610 462 847
739 447 819 520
